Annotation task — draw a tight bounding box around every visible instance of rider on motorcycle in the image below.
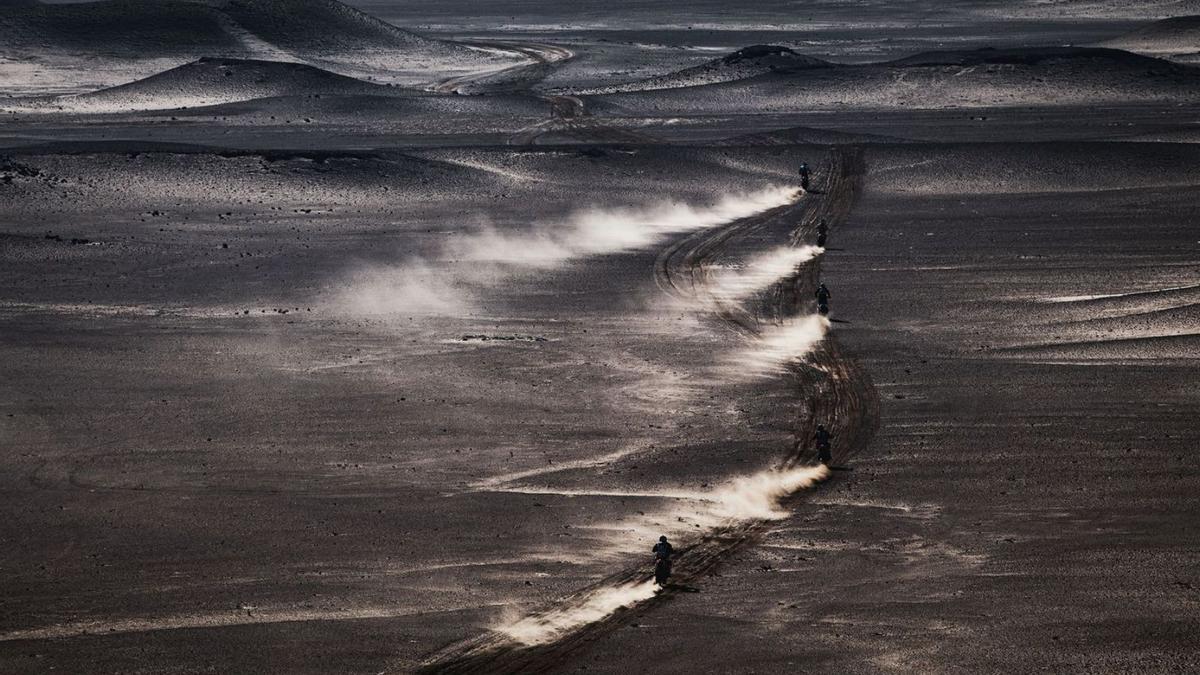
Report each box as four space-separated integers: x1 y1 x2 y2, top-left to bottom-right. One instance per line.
816 219 828 247
816 282 831 315
814 424 833 465
799 162 811 191
653 536 674 586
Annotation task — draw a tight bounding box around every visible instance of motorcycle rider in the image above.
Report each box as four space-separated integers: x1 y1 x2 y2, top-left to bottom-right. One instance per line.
816 282 831 315
814 424 833 465
652 535 674 586
816 219 828 247
798 162 811 191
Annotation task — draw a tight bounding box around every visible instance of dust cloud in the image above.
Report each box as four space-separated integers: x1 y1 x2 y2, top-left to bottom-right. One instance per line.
334 186 799 316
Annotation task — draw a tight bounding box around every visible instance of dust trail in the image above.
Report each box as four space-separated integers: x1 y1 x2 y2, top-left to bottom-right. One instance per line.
451 186 800 267
728 314 831 377
584 464 831 555
480 270 829 645
496 581 659 646
334 186 799 316
702 464 830 520
489 464 830 536
707 245 824 303
490 464 829 646
337 259 476 316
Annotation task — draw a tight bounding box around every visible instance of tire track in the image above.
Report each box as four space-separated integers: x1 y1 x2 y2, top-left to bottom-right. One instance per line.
434 42 573 95
431 41 658 147
415 147 874 675
652 199 791 335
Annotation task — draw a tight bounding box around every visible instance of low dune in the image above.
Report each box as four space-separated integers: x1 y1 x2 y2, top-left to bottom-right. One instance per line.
587 46 1200 114
570 45 831 94
1102 15 1200 61
0 0 524 94
2 58 397 113
143 92 555 134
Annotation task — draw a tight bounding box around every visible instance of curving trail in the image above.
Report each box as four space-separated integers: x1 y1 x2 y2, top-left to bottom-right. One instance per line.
431 40 656 146
414 147 877 675
434 41 574 95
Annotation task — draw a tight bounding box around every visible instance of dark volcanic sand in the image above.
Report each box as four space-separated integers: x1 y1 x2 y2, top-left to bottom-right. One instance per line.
553 146 1200 673
2 1 1199 673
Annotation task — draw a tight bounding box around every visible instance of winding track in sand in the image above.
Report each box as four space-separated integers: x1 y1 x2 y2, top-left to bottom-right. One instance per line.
434 41 574 95
433 38 657 146
415 147 879 674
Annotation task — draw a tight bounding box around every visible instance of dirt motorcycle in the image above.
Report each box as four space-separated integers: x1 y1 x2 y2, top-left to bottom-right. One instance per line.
654 556 672 586
817 443 833 465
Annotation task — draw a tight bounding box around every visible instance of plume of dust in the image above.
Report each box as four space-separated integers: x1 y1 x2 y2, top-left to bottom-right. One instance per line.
728 314 830 378
332 259 474 316
332 186 799 316
705 463 831 520
492 464 829 645
495 580 659 646
588 463 832 555
708 245 824 303
450 185 799 266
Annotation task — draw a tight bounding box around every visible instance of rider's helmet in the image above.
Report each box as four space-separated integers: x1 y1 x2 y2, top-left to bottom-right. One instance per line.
659 536 668 543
